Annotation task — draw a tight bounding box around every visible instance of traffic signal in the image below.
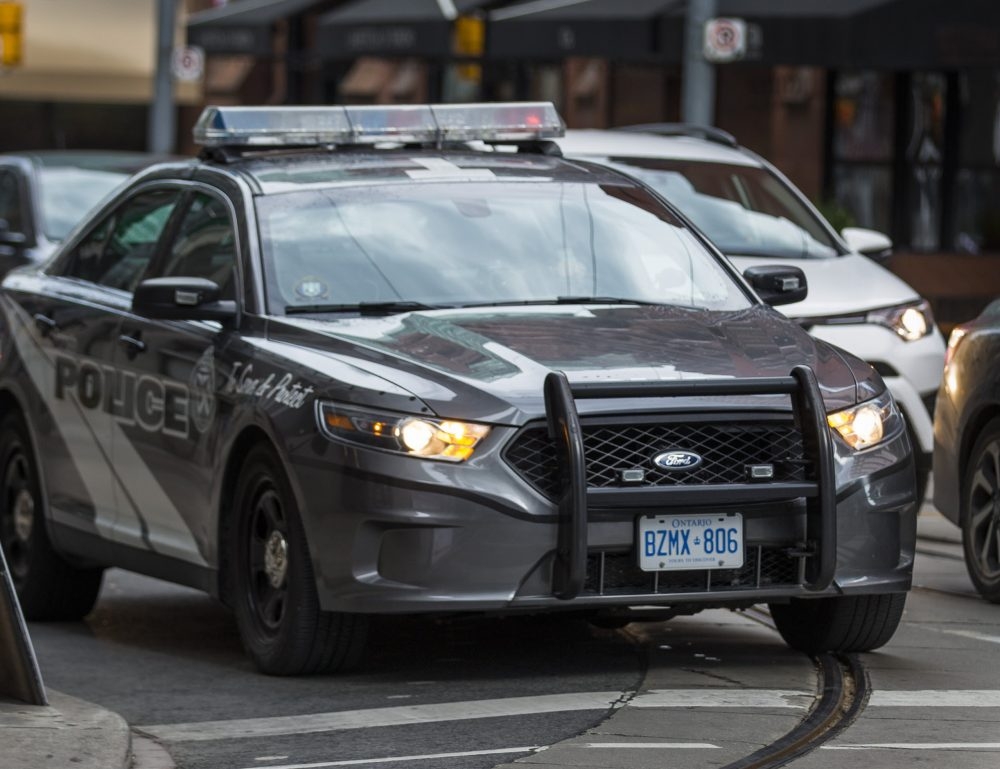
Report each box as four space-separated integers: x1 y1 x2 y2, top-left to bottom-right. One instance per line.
0 1 22 68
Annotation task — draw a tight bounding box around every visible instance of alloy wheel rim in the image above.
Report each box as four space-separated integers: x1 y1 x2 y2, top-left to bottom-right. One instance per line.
968 439 1000 581
247 484 288 633
1 450 32 581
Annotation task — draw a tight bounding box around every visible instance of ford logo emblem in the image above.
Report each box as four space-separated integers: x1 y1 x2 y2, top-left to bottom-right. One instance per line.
652 450 703 471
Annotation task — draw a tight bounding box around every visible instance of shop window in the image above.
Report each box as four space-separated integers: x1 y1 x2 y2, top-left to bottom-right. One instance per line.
954 71 1000 252
831 72 894 236
906 74 946 251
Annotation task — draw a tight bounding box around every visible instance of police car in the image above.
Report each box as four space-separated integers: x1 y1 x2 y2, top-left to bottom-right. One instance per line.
0 104 917 675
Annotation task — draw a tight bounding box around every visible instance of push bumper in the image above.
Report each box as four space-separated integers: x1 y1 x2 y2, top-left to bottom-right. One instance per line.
294 368 916 614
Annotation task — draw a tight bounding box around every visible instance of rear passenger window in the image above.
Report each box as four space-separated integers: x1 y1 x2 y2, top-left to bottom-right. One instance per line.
61 190 179 292
0 170 23 233
157 192 236 299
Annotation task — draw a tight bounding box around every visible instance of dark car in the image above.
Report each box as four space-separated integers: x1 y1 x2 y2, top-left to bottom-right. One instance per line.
933 299 1000 602
0 104 916 675
0 151 164 275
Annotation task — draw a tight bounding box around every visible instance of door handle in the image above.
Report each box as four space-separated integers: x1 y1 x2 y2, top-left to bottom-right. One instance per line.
33 313 57 336
118 334 146 357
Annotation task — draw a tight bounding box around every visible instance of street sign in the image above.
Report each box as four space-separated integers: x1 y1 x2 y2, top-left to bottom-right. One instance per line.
0 1 23 68
704 17 747 63
171 45 205 82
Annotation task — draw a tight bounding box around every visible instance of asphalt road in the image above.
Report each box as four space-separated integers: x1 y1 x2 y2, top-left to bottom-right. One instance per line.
26 510 1000 769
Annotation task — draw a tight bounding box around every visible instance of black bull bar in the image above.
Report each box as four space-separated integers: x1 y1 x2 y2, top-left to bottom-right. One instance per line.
543 365 837 600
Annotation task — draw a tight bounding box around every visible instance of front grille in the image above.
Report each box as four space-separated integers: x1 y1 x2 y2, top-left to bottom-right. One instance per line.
584 546 802 596
504 420 809 499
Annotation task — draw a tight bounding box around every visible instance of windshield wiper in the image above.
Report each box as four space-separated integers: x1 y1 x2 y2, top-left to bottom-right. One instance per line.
457 296 662 309
285 301 442 316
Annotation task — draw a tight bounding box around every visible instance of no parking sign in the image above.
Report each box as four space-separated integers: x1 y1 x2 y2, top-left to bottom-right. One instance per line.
171 45 205 82
704 17 747 63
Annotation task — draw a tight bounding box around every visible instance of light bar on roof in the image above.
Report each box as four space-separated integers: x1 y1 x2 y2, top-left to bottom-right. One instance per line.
193 102 564 148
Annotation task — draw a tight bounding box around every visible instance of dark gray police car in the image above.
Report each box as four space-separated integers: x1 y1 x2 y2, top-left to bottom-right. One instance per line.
0 104 916 675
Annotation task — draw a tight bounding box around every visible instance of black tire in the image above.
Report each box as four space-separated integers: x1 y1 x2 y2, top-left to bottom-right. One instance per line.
230 444 368 675
769 593 906 654
0 412 103 620
961 418 1000 603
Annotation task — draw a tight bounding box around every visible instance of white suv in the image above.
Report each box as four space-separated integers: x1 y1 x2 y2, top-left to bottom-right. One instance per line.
555 127 945 497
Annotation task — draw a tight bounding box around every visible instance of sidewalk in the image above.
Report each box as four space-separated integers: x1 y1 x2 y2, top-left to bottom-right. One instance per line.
0 689 131 769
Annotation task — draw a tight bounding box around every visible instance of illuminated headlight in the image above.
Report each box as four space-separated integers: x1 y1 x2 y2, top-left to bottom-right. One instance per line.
317 402 490 462
867 300 934 342
827 392 902 451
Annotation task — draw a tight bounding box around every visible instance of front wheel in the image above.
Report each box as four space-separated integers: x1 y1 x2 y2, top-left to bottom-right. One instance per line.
230 444 368 675
769 593 906 654
0 412 103 620
961 418 1000 603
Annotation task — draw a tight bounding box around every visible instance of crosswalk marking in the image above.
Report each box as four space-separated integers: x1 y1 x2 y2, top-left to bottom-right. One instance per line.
869 691 1000 707
824 743 1000 751
631 689 809 708
237 747 541 769
583 743 719 749
935 628 1000 645
138 692 624 742
138 688 1000 744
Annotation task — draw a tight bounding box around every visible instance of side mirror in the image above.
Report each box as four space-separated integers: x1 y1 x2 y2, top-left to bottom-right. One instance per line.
842 227 892 263
743 265 808 306
133 277 237 322
0 219 27 248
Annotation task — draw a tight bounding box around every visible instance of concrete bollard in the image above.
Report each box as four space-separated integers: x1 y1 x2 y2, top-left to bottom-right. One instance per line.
0 544 46 705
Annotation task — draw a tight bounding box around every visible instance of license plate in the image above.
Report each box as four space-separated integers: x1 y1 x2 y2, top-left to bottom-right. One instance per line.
637 513 744 571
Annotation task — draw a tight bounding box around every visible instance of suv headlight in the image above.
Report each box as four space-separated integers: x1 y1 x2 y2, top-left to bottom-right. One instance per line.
867 300 934 342
827 391 902 450
317 402 490 462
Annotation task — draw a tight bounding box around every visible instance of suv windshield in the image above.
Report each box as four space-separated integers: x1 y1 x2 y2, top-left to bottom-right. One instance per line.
597 158 840 259
256 181 752 313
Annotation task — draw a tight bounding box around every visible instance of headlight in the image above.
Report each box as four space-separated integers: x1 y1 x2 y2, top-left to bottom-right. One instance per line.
867 300 934 342
317 402 490 462
827 392 902 450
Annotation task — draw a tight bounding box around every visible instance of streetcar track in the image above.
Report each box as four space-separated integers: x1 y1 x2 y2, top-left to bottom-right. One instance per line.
727 606 871 768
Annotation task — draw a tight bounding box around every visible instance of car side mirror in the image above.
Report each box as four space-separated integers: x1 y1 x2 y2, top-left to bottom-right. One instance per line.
743 265 808 306
0 219 27 248
133 277 237 322
841 227 892 263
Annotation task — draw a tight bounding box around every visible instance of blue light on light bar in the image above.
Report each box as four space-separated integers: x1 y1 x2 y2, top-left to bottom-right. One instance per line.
193 102 564 148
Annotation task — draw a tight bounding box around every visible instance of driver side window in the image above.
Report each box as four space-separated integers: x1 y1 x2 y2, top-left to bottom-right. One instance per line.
155 192 236 299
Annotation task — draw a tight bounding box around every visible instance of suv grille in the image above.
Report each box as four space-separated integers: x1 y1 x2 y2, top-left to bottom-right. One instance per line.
504 420 808 499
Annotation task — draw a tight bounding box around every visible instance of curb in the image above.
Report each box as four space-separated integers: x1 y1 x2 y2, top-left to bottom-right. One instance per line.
0 689 131 769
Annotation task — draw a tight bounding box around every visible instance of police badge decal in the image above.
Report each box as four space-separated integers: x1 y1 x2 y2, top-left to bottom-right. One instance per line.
190 347 217 433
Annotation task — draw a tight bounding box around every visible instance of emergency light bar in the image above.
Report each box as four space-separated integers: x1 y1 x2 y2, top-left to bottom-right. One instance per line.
193 102 564 147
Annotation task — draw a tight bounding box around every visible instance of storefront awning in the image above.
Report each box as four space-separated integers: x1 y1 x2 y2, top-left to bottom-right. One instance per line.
713 0 883 67
187 0 325 55
317 0 491 60
715 0 998 69
488 0 685 61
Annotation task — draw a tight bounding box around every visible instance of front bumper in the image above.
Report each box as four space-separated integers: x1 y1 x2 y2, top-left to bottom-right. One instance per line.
292 370 917 614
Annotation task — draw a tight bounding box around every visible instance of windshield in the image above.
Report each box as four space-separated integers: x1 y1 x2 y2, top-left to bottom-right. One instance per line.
595 158 840 259
38 167 129 241
255 181 752 314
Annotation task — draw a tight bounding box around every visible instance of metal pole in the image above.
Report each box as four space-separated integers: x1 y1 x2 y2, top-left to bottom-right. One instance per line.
682 0 717 126
149 0 177 154
0 543 46 706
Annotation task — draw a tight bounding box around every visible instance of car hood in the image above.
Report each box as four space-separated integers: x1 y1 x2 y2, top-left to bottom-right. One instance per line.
272 304 872 424
728 254 919 318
